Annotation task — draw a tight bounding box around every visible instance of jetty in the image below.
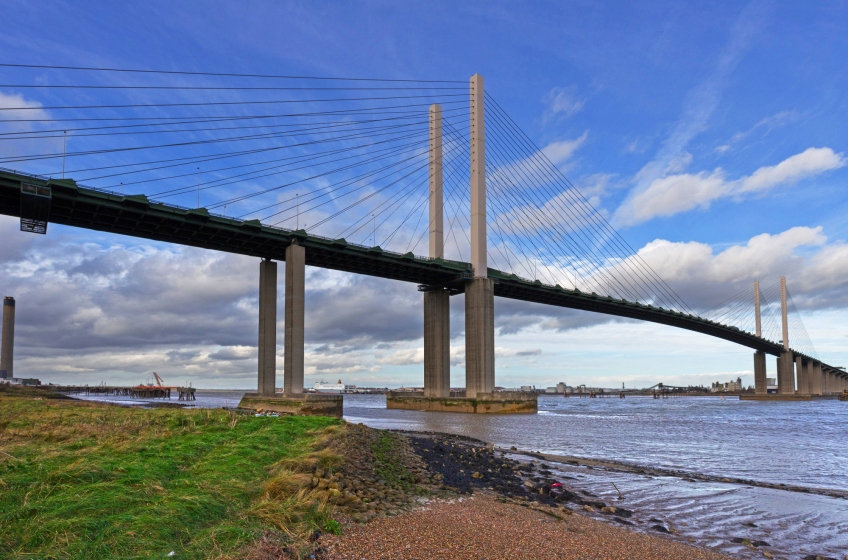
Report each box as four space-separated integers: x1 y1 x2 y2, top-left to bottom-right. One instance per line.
51 372 196 401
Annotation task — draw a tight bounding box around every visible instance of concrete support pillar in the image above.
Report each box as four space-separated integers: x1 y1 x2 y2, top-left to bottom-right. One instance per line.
424 291 450 398
464 74 495 398
777 352 794 395
284 243 305 396
753 351 767 395
465 278 495 398
258 259 278 396
796 356 808 395
811 362 823 395
807 363 817 395
1 297 14 379
423 103 451 399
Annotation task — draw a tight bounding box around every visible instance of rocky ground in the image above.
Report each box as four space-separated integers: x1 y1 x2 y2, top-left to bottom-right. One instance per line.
316 423 449 523
403 431 636 523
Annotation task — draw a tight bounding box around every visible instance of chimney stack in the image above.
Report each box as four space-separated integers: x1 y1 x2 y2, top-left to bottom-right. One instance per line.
1 297 14 379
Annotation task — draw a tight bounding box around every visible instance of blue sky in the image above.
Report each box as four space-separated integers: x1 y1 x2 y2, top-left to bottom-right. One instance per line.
1 0 846 389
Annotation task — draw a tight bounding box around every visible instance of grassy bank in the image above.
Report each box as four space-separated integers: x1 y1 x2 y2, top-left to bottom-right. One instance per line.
0 386 341 559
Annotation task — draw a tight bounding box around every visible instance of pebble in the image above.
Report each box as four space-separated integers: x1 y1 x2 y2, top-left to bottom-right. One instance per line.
320 493 731 559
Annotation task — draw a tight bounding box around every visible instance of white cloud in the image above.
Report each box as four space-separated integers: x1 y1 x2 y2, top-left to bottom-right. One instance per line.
377 347 424 366
615 147 845 226
542 86 585 121
0 91 56 162
0 91 49 122
739 147 844 193
495 347 541 358
716 110 801 154
539 132 588 166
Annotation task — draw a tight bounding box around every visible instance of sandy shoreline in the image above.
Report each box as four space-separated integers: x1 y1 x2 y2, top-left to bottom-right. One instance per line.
318 492 732 560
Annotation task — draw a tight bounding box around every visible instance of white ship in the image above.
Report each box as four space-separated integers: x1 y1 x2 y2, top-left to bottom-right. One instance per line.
313 380 355 394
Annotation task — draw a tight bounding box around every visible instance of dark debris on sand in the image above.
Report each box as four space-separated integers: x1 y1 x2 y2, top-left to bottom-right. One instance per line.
404 432 634 521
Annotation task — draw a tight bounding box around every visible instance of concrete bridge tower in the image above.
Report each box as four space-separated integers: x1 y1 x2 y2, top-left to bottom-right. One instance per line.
753 281 767 394
777 276 796 395
465 73 496 398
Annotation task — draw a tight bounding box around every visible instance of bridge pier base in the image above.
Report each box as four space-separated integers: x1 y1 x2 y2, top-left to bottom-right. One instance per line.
777 352 794 395
424 289 450 398
258 259 277 396
465 277 495 398
796 356 809 396
753 352 767 395
284 243 305 396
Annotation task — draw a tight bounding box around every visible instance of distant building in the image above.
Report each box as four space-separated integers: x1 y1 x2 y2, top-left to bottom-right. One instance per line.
520 385 535 392
0 377 40 386
556 382 567 394
766 377 778 393
711 377 743 392
544 387 557 394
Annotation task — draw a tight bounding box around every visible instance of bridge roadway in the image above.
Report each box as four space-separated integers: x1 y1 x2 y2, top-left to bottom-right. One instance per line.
0 168 844 378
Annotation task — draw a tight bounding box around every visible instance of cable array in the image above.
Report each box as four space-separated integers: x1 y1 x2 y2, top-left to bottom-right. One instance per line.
705 280 820 358
1 65 822 350
785 287 819 359
475 93 692 313
701 283 756 333
0 66 468 251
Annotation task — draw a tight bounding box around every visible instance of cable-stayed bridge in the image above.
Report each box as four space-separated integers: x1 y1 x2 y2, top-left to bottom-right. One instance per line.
0 64 844 408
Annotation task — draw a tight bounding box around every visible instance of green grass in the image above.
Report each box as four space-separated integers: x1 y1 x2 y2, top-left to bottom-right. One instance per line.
0 388 341 559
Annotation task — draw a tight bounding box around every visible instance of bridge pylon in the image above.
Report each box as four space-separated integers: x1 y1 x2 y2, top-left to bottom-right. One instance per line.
753 281 767 395
465 73 495 398
777 277 795 395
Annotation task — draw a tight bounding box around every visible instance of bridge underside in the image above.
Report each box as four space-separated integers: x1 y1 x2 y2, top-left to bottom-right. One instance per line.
0 169 832 366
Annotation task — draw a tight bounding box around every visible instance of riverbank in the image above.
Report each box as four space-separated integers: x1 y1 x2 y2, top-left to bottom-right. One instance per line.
3 387 837 559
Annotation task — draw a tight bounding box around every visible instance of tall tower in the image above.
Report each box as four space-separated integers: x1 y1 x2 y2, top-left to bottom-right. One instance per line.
1 297 15 379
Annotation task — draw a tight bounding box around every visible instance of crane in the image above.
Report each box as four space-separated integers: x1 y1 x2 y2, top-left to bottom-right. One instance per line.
152 372 165 387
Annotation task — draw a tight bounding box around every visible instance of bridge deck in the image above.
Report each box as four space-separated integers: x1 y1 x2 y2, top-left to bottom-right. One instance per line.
0 168 839 370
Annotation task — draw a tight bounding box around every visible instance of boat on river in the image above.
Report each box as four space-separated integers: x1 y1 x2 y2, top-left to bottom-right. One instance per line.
313 380 355 394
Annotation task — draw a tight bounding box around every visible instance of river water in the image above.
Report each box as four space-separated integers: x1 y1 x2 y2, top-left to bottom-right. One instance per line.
73 391 848 558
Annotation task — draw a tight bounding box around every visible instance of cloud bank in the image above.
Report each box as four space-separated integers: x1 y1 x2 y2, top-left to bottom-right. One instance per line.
614 147 845 226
